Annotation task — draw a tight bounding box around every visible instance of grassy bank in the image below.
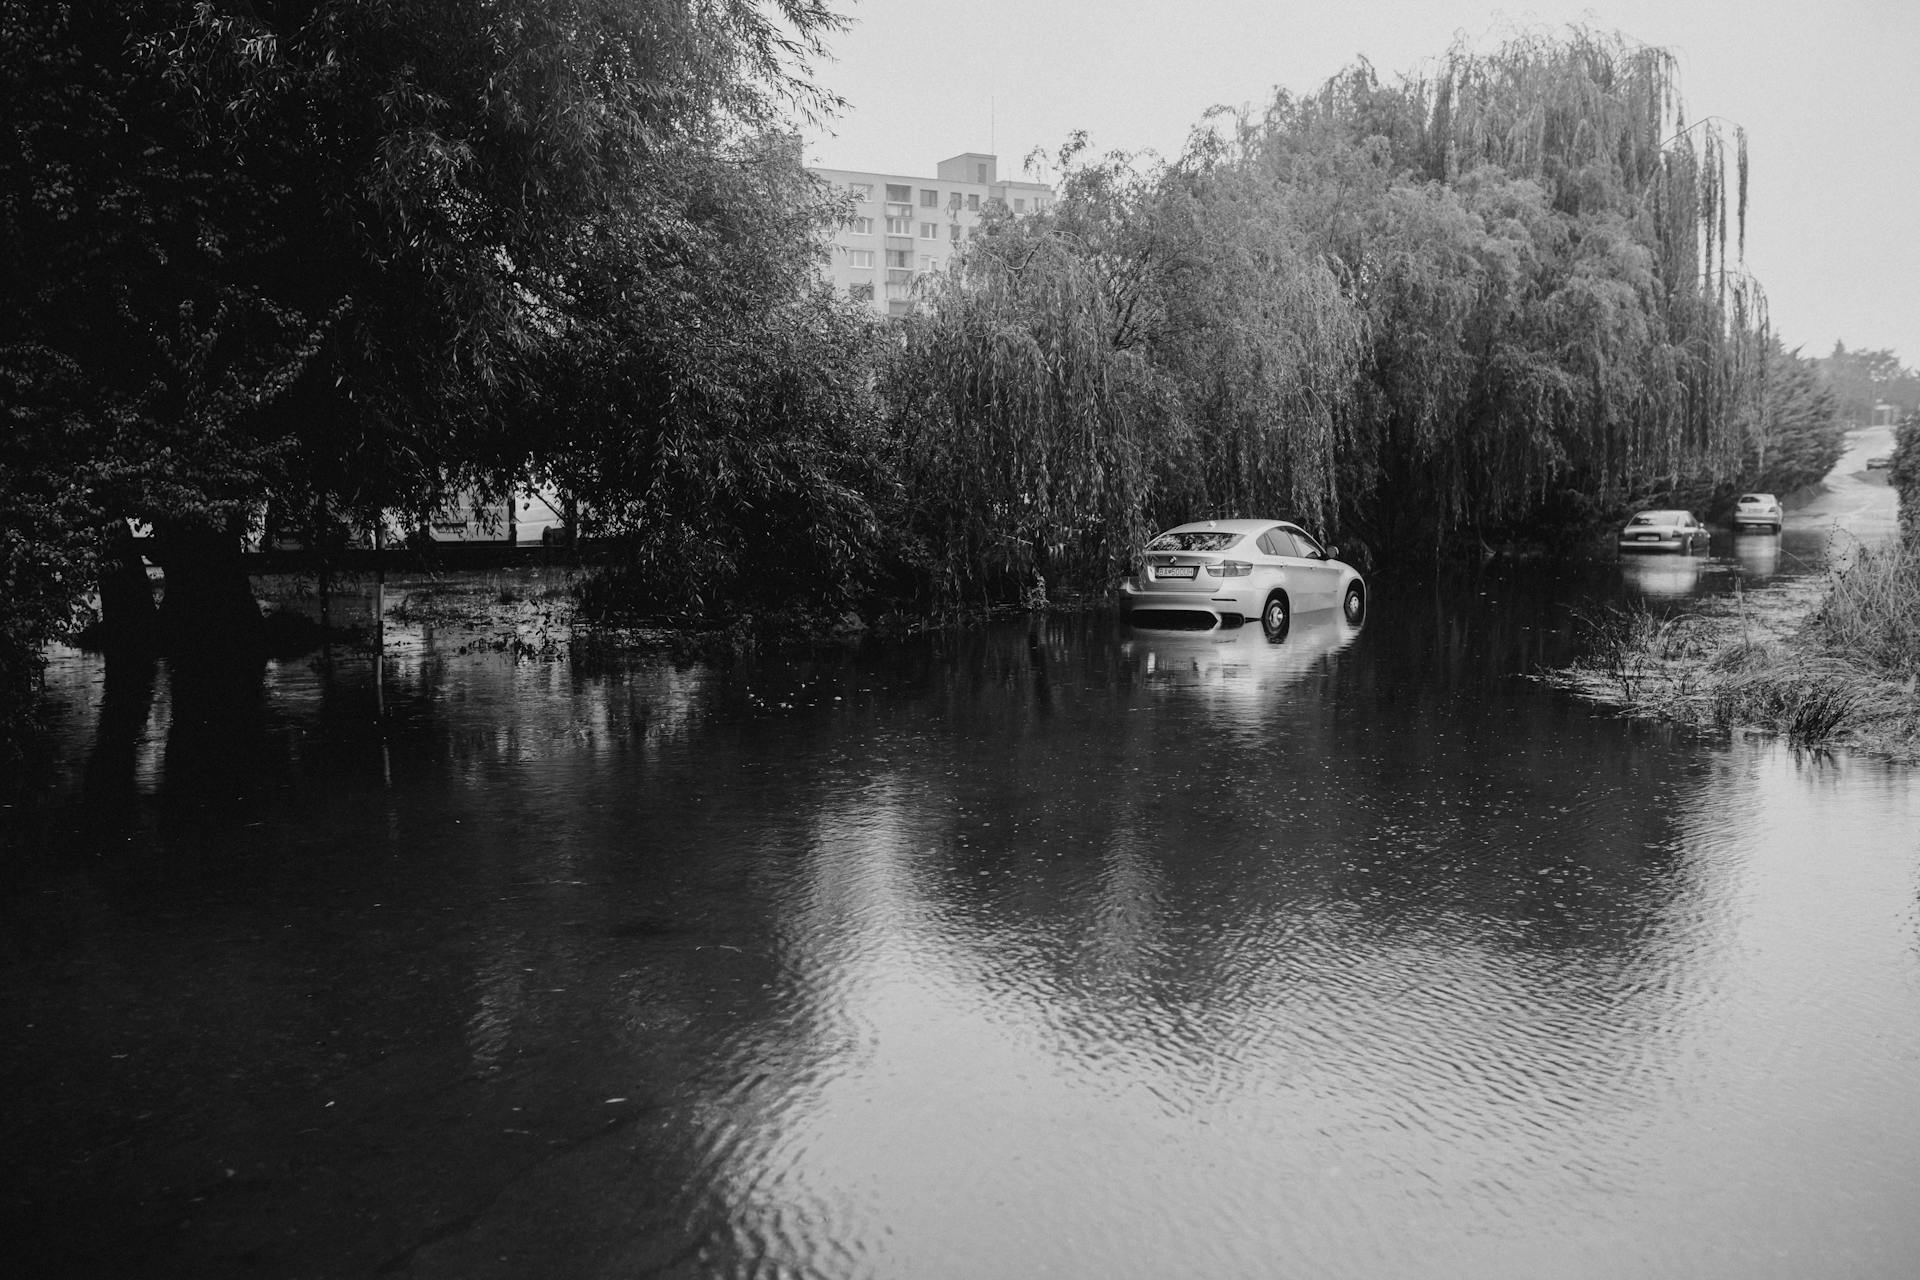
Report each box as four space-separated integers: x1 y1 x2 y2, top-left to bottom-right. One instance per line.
1542 540 1920 759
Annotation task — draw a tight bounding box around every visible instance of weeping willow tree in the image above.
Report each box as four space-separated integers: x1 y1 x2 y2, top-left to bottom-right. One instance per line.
886 222 1181 603
885 143 1364 602
1130 153 1365 532
1249 26 1769 553
888 26 1781 599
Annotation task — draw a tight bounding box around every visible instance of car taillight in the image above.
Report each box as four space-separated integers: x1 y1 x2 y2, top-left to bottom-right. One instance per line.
1207 560 1251 578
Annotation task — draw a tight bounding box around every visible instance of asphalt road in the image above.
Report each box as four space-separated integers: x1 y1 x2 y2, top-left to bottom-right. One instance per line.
1791 423 1900 543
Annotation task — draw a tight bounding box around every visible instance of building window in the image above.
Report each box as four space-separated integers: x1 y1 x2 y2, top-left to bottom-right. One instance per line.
919 222 939 239
886 217 912 235
885 248 912 269
849 282 873 301
885 183 910 202
849 183 871 201
1014 198 1026 213
920 189 939 207
920 254 939 271
848 216 873 235
885 203 912 220
967 193 980 211
949 224 960 242
974 163 987 183
846 249 874 268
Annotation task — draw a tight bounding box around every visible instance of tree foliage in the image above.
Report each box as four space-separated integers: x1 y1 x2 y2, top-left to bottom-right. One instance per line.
2 0 863 762
885 214 1178 600
1891 416 1920 546
544 138 893 621
1727 341 1844 501
882 26 1783 585
1817 344 1920 426
1243 31 1768 549
3 13 1869 754
2 0 851 673
884 136 1362 599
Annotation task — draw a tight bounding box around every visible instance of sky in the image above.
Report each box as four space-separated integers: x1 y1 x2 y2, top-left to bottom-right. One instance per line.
802 0 1920 366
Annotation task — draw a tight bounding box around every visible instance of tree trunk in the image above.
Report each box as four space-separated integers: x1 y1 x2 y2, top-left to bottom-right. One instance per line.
95 520 159 652
154 519 265 658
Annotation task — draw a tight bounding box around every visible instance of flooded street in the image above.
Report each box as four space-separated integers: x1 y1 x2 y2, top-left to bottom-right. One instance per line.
7 447 1919 1278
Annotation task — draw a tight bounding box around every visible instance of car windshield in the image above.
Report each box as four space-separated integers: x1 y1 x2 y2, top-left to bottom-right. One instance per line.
1147 530 1243 552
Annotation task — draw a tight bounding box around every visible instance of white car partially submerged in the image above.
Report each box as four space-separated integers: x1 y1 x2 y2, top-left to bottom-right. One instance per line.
1118 519 1366 635
1732 492 1782 534
1618 509 1708 554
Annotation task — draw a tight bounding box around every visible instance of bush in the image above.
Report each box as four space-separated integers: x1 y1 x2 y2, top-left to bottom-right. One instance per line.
1891 416 1920 545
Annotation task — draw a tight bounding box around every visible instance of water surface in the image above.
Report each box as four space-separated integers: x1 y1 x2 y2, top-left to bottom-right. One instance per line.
6 527 1919 1278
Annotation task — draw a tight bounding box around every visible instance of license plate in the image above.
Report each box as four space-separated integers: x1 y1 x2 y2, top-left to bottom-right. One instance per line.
1157 565 1197 579
1637 533 1660 541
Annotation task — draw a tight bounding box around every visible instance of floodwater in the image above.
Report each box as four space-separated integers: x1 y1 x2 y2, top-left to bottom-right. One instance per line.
6 447 1918 1279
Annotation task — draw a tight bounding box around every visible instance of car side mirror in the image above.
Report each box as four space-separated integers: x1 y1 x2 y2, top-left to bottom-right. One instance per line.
1325 546 1339 560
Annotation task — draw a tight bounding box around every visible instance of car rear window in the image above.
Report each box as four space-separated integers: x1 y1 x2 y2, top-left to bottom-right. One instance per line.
1739 494 1765 504
1147 530 1243 551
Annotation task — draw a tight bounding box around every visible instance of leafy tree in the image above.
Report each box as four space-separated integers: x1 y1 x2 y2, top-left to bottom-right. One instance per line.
1728 341 1844 500
543 138 895 623
885 136 1363 601
2 0 850 742
886 213 1178 602
1247 29 1768 553
1114 146 1363 533
1891 416 1920 546
1817 343 1920 426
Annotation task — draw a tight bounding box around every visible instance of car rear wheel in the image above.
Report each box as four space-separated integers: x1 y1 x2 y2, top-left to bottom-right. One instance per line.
1342 582 1366 625
1261 592 1290 638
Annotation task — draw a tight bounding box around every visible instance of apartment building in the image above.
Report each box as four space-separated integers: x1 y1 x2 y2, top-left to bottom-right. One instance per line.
810 152 1055 316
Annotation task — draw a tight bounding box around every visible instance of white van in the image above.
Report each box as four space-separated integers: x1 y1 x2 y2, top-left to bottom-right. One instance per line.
424 489 566 544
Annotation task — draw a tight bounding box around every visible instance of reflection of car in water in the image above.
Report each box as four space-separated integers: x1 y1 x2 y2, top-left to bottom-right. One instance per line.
1619 554 1703 599
1730 533 1780 579
1120 608 1364 700
1117 518 1366 636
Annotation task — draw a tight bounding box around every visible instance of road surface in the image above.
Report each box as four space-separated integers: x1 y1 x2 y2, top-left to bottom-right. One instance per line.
1790 423 1900 545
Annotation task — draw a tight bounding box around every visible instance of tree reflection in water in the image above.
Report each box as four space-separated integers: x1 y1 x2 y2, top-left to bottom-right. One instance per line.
11 562 1920 1279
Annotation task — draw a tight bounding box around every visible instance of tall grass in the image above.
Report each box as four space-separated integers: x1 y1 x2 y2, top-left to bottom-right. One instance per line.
1566 604 1713 702
1709 656 1866 749
1549 543 1920 757
1809 539 1920 676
